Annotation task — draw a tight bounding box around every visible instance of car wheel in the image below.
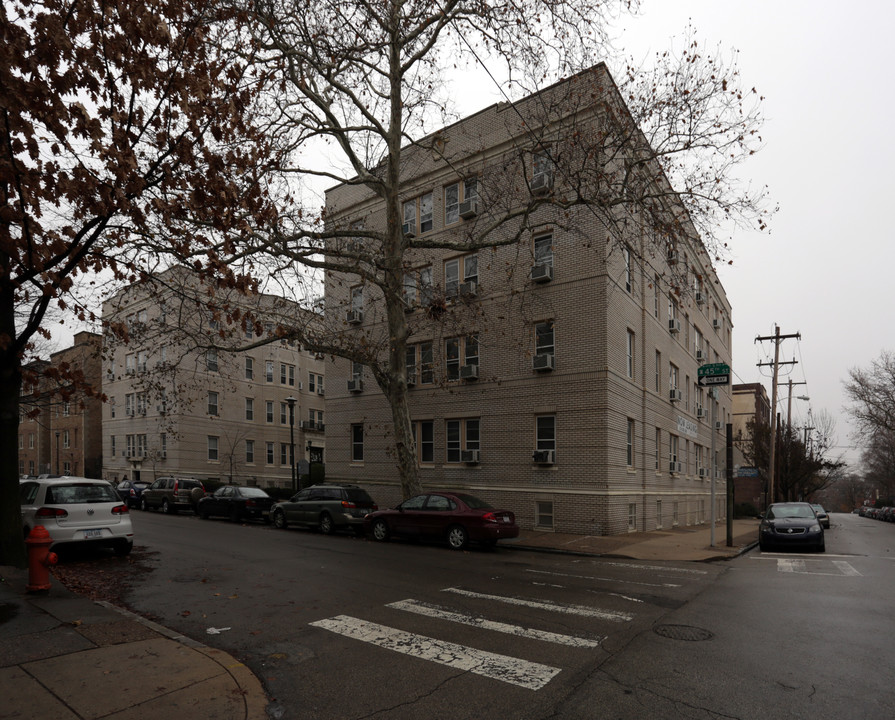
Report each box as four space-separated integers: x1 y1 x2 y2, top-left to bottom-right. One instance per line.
162 499 172 514
447 525 469 550
273 510 288 529
318 513 334 535
140 497 149 512
372 519 390 542
114 540 133 557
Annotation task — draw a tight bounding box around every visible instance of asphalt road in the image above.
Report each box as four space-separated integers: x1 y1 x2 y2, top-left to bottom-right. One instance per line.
119 510 895 719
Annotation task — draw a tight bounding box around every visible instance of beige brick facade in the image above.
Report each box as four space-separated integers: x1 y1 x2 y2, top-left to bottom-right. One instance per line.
323 68 734 535
101 268 326 489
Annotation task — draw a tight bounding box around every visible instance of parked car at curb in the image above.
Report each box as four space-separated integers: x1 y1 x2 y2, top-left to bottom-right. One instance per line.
20 477 134 556
811 504 830 529
364 491 519 550
271 484 378 534
197 485 275 523
140 476 205 514
759 502 825 553
116 480 150 509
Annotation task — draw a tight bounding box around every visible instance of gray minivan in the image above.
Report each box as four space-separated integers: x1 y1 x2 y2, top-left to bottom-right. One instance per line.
271 484 377 534
140 476 205 514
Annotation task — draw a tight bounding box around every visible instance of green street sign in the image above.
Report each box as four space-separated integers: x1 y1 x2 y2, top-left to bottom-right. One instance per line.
698 363 730 386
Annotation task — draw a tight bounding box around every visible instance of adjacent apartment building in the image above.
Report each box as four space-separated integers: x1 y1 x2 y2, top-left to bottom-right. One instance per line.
102 267 326 489
322 65 734 535
18 332 103 477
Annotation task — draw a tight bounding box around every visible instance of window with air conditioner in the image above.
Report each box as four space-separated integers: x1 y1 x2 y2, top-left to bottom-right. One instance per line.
445 255 478 298
534 415 556 464
445 178 478 224
446 335 479 381
532 233 554 282
531 151 554 195
534 321 555 372
446 418 480 463
403 191 432 236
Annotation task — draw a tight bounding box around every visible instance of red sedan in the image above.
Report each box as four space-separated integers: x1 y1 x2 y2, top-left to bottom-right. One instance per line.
364 491 518 550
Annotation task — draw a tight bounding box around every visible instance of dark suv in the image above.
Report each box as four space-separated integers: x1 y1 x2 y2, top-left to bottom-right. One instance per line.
271 484 377 534
141 477 205 514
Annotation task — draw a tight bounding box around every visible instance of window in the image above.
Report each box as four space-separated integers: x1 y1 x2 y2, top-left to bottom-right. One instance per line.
655 351 661 392
535 321 554 357
206 349 218 372
412 421 435 464
351 424 364 462
125 394 134 417
654 275 660 318
126 435 135 457
656 500 663 529
407 342 434 385
669 363 679 393
623 246 632 293
125 354 135 375
110 435 115 456
536 500 554 530
534 233 554 268
245 440 255 463
280 402 289 425
136 392 146 415
207 392 219 416
403 266 433 308
670 434 679 468
62 430 70 449
266 442 274 464
403 192 433 234
628 503 637 531
532 151 554 189
266 401 274 423
351 361 363 383
655 427 661 470
245 357 254 380
160 433 167 458
280 443 290 466
444 255 478 297
536 415 556 452
446 418 480 463
245 398 254 421
137 350 148 373
280 363 295 386
444 178 478 224
265 360 274 382
626 419 635 467
137 434 146 456
445 335 479 380
626 329 635 379
207 436 219 461
308 373 316 393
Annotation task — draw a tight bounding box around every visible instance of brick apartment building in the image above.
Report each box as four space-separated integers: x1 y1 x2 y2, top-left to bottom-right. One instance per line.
18 332 103 478
321 66 734 535
732 382 771 510
101 267 326 489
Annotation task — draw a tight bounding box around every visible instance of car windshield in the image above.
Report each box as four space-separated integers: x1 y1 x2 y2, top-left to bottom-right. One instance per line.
240 487 270 498
45 483 119 504
812 505 825 513
454 493 492 510
768 504 814 519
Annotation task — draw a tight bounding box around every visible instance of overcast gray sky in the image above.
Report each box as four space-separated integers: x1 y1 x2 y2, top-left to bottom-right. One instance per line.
618 0 895 468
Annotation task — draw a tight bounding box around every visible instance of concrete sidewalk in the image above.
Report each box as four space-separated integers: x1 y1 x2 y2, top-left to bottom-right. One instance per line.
0 519 758 720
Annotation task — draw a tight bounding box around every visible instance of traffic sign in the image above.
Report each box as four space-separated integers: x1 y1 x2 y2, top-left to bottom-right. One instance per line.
698 363 730 386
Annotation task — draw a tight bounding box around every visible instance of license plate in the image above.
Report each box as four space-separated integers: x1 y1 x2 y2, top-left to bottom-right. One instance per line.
83 529 103 539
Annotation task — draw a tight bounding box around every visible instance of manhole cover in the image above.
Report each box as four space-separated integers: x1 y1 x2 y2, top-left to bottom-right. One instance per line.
653 624 713 641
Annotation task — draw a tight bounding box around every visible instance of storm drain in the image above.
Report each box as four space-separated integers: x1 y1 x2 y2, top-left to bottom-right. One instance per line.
653 624 714 641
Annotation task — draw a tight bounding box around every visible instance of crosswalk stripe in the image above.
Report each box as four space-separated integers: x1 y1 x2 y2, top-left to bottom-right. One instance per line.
387 599 604 648
527 568 681 588
832 561 862 576
443 587 633 622
778 559 807 573
309 615 561 690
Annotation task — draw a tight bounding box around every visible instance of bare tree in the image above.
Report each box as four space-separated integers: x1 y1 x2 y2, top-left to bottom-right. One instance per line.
0 0 277 566
205 0 771 501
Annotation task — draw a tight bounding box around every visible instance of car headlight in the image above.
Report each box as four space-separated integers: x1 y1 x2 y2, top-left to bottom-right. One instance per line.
809 524 821 533
760 524 774 534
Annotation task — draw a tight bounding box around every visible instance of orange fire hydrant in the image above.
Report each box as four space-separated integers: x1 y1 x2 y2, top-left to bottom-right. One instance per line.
26 525 58 593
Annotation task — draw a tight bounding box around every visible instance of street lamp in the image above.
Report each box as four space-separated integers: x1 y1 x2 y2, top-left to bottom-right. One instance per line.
286 396 296 493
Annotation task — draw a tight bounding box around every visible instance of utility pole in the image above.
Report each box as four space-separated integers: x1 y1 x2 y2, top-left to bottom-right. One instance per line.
756 326 800 506
782 378 808 431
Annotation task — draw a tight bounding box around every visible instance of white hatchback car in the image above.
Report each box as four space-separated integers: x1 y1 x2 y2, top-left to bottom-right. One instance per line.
20 477 134 556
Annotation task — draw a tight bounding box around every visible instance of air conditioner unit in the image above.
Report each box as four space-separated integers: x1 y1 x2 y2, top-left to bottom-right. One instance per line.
696 349 705 362
531 264 554 283
667 250 678 264
713 318 721 329
669 461 682 474
530 172 554 195
532 449 555 465
317 387 325 396
402 222 415 238
715 421 723 431
533 353 555 372
459 280 477 297
460 364 479 380
156 404 167 413
698 467 707 478
458 199 479 219
461 449 480 464
669 389 682 402
696 406 706 419
695 291 705 305
346 309 363 324
347 379 363 393
669 318 681 334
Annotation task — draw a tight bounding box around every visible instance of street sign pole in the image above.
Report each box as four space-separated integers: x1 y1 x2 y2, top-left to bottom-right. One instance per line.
710 387 717 547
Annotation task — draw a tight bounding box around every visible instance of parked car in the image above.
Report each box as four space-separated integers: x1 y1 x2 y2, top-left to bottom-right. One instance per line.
140 476 205 513
197 485 275 522
811 504 830 529
20 477 134 556
364 491 519 550
271 484 378 534
758 502 825 553
116 480 150 508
